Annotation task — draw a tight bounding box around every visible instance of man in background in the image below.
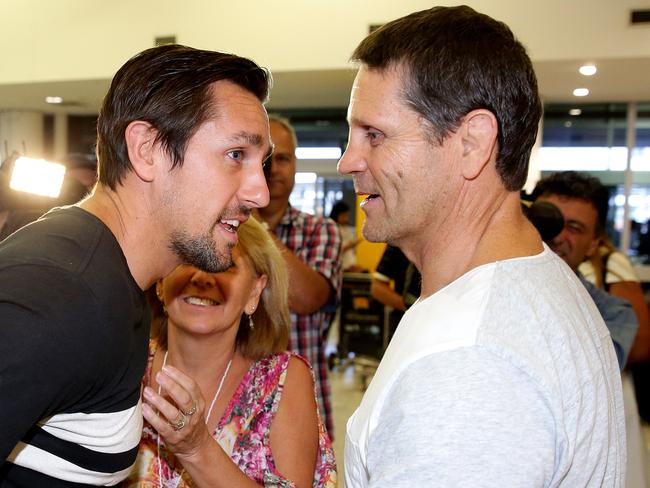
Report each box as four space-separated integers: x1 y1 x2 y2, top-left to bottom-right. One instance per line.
533 171 641 368
0 45 271 486
256 115 341 436
339 6 625 486
533 170 649 366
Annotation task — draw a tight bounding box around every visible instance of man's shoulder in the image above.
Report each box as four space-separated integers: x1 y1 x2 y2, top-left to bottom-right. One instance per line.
0 206 116 273
0 206 134 306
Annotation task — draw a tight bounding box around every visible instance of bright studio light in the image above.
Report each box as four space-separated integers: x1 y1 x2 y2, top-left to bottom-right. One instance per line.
569 108 582 116
579 64 597 76
573 88 590 97
9 157 66 198
295 147 342 160
45 96 64 104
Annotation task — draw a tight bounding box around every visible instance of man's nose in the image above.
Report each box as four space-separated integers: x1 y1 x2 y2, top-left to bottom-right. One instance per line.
338 142 365 175
241 165 270 209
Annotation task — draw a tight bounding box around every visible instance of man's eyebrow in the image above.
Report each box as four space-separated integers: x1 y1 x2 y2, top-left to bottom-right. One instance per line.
348 116 368 127
228 131 263 146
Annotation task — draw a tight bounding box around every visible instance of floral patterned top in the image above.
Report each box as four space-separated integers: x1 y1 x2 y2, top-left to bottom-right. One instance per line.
123 342 337 487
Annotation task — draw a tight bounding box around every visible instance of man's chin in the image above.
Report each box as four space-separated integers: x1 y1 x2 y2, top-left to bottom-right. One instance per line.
362 221 391 244
170 233 233 273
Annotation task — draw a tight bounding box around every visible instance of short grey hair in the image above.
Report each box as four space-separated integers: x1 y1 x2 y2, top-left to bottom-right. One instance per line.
268 114 298 149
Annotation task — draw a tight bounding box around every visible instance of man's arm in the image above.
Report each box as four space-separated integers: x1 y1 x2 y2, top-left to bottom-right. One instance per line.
366 348 555 487
272 218 342 316
370 278 406 311
608 280 650 363
270 232 334 314
580 276 638 370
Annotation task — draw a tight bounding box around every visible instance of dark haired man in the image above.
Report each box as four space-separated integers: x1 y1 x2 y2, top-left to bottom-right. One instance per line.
338 6 625 486
0 45 271 486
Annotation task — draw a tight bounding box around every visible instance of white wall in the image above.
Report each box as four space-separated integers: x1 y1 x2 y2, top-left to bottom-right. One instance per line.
2 0 650 84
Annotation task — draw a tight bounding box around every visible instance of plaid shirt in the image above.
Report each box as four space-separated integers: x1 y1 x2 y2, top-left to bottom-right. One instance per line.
274 205 342 436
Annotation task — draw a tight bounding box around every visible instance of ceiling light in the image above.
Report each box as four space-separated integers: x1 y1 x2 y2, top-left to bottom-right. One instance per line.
569 108 582 116
9 157 66 198
295 172 317 184
45 96 64 104
573 88 589 97
579 64 597 76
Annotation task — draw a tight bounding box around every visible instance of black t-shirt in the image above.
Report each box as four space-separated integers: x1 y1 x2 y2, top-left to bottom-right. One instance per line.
0 206 150 487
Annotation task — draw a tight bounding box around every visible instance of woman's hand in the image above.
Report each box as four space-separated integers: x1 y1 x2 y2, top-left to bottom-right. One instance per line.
142 365 212 462
142 365 262 488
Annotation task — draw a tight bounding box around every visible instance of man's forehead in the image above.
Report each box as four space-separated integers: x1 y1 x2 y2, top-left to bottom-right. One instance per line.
348 65 413 125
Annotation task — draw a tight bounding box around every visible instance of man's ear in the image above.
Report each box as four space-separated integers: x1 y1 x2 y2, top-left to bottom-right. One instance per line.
124 121 158 183
458 109 499 182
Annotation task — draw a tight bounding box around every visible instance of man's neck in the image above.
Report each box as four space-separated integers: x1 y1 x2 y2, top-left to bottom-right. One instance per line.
257 197 289 231
404 190 542 299
79 183 177 290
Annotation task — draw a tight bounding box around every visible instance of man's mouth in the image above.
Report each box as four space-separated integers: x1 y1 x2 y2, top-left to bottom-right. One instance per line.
219 219 242 233
359 193 380 207
184 296 221 307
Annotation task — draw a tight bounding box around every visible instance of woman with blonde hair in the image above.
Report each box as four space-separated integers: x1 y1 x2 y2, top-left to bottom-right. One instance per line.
125 217 336 487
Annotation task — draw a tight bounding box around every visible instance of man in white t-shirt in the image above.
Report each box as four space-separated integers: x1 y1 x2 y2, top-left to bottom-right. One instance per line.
338 6 626 487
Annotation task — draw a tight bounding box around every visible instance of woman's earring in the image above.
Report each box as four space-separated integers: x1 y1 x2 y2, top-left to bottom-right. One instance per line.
246 307 256 330
157 291 167 316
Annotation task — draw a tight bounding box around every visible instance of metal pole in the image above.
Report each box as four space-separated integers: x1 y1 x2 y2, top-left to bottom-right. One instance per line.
621 102 637 253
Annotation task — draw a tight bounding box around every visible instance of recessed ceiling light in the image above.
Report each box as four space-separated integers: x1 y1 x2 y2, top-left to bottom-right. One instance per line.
573 88 589 97
569 108 582 116
45 96 64 104
564 121 573 128
579 64 597 76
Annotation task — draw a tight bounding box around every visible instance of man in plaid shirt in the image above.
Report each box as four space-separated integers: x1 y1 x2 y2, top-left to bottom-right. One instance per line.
257 115 342 437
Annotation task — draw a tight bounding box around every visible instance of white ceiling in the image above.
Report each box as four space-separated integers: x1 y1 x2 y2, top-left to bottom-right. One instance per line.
0 56 649 116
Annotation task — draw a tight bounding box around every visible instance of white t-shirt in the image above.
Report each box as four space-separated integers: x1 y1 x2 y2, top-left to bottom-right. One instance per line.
345 245 625 487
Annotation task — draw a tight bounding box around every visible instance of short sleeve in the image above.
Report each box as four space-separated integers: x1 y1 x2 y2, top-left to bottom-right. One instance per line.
302 217 342 301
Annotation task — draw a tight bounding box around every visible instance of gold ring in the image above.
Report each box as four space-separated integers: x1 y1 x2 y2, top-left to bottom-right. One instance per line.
181 403 197 416
170 413 186 431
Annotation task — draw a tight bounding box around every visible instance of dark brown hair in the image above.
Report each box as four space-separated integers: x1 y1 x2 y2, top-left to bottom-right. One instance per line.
96 44 271 189
352 6 542 191
532 171 610 235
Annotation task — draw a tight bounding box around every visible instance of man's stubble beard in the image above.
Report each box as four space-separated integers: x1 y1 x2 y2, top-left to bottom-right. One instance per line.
169 223 234 273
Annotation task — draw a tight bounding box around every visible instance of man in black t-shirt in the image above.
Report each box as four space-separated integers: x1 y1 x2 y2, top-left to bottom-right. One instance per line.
0 45 272 487
371 245 421 337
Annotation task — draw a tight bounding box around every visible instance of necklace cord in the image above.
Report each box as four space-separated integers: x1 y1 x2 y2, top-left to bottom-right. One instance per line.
156 350 233 487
